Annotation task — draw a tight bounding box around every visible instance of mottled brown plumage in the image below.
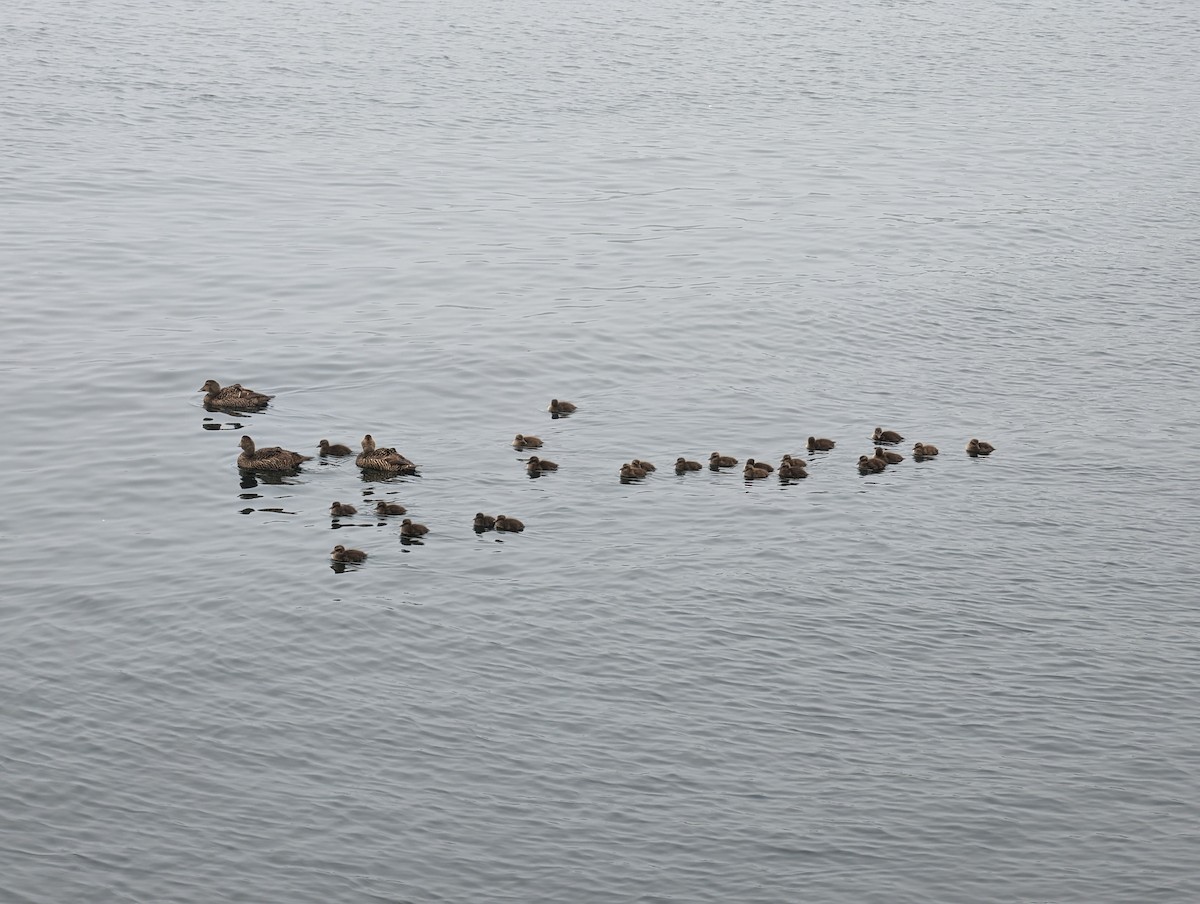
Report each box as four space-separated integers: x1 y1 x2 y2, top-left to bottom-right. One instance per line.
237 435 311 471
200 380 273 410
356 434 417 473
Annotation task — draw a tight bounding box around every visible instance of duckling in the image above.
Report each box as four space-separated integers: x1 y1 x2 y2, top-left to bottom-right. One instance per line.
807 436 836 452
330 544 367 563
526 455 558 471
495 514 525 532
709 452 739 469
548 399 577 415
779 462 809 479
621 463 647 479
513 434 544 448
745 458 775 473
913 442 940 458
966 438 995 456
875 446 904 464
399 518 429 538
473 512 496 531
781 454 808 469
873 427 904 444
631 459 656 473
318 439 354 457
356 434 417 473
858 454 886 474
199 380 273 410
675 457 703 473
374 500 407 516
744 463 771 479
237 435 311 471
329 501 357 517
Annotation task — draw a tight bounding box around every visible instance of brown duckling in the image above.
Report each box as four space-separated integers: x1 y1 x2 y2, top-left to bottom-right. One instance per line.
745 458 775 473
781 454 808 469
399 518 429 538
526 455 558 471
875 446 904 464
873 427 903 444
237 435 311 471
356 434 417 473
473 512 496 531
330 544 367 563
675 457 703 473
807 436 836 452
858 454 886 474
200 380 273 410
780 463 809 479
744 463 771 479
621 463 647 479
495 514 525 532
913 442 939 458
966 438 995 456
709 452 739 469
513 434 544 448
631 459 656 473
375 500 407 516
318 439 354 456
548 399 577 414
329 501 357 517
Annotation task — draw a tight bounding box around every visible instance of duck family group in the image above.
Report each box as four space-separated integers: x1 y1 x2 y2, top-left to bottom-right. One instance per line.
202 380 995 566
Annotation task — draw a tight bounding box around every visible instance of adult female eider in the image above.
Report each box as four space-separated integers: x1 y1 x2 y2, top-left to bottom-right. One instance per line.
200 380 273 410
356 434 416 473
237 435 311 471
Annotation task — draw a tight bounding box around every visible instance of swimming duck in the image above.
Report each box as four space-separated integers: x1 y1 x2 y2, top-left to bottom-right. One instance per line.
781 454 808 468
548 399 577 414
966 439 995 456
399 518 429 538
199 380 273 410
709 452 738 469
495 515 525 532
873 427 904 444
513 434 544 448
858 454 886 474
675 457 703 473
631 459 656 472
744 462 771 479
329 501 357 517
331 544 367 563
237 435 311 471
526 455 558 471
875 446 904 464
913 442 939 458
375 500 407 516
780 462 809 479
473 513 496 531
318 439 354 456
807 436 836 452
745 458 775 473
356 434 417 473
621 463 647 479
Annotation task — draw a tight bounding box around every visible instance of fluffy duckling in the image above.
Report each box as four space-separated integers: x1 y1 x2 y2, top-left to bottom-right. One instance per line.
548 399 577 415
781 454 808 468
199 380 273 410
330 544 367 563
875 446 904 464
966 438 995 456
675 457 703 473
526 455 558 471
631 459 656 473
780 464 809 479
329 501 357 517
858 454 886 474
356 434 417 473
400 518 429 538
237 435 311 471
744 462 771 479
709 452 739 469
495 514 525 532
513 434 543 448
375 500 407 516
807 436 836 452
873 427 904 444
913 442 939 459
473 512 496 531
745 458 775 473
318 439 354 456
621 463 647 479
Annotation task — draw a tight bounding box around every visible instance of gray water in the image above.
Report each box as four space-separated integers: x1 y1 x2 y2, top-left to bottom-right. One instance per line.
4 0 1200 901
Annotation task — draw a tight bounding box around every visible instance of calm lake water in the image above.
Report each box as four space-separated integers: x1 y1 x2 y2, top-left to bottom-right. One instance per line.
4 0 1200 901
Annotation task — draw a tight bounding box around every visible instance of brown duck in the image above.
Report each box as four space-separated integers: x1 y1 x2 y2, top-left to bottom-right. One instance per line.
675 457 703 473
631 459 656 473
709 452 738 469
873 427 904 444
526 455 558 471
744 462 771 479
745 458 774 473
548 399 577 414
780 462 809 479
513 434 544 448
621 463 647 480
875 446 904 464
966 439 995 456
858 454 886 474
375 500 407 516
807 436 836 452
330 544 367 563
319 439 354 456
495 515 525 532
400 518 429 538
237 435 311 471
356 434 417 473
329 501 357 517
200 380 273 410
473 513 496 531
913 442 939 458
